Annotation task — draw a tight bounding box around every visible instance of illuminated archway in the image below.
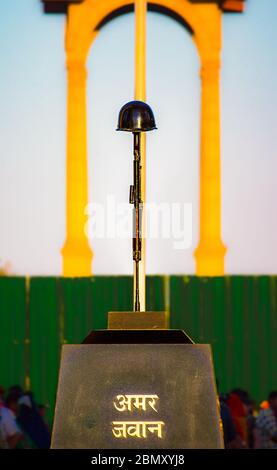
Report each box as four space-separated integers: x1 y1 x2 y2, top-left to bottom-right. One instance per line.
41 0 246 277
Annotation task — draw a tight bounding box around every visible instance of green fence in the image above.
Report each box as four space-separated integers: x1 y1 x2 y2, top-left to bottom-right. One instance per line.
0 275 276 423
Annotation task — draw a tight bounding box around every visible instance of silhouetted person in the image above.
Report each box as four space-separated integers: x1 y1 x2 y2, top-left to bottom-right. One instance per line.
17 391 51 449
0 392 25 449
220 400 236 448
256 391 277 448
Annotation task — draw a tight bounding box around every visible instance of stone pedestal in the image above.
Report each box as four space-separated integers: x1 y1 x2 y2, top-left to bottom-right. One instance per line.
51 330 223 449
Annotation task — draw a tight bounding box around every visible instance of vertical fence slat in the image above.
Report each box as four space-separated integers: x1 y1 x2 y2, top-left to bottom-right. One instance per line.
0 277 26 388
146 275 165 311
29 277 60 424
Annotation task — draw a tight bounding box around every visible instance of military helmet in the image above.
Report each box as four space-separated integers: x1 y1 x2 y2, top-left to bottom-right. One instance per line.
117 100 157 132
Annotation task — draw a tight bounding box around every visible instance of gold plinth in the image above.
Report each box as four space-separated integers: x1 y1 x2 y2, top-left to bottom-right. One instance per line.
108 311 167 330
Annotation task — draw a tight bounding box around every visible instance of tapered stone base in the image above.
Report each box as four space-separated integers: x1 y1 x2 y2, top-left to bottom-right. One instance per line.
51 330 223 449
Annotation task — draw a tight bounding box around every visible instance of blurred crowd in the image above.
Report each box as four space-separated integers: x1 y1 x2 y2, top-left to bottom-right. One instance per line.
0 385 50 449
1 382 277 449
220 388 277 448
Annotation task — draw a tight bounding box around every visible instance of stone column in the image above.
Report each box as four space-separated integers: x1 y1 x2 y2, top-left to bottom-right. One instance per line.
194 57 226 275
61 59 93 276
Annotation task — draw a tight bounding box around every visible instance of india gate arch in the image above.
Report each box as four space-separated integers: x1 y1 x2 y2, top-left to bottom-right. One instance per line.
42 0 246 277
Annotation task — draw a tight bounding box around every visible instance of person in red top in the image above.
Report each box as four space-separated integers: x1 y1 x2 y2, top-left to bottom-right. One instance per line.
227 390 248 447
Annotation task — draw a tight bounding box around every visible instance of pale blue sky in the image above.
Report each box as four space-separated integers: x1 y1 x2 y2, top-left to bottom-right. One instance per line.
0 0 276 275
